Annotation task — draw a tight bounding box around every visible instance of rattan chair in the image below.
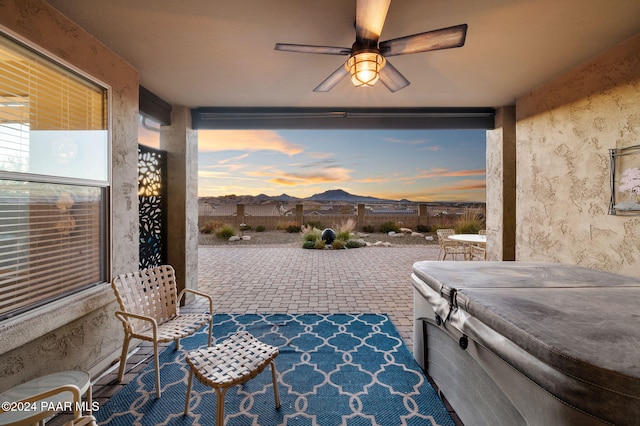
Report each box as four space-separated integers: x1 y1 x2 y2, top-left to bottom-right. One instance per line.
111 265 213 398
436 228 468 260
470 230 487 260
184 331 280 424
469 243 487 261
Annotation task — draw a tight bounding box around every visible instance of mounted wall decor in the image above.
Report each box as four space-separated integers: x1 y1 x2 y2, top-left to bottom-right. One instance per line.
609 144 640 215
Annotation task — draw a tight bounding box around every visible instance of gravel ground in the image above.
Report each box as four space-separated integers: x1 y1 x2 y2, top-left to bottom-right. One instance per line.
198 230 439 247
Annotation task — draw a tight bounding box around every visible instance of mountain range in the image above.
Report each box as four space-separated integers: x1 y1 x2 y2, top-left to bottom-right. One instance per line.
201 189 403 204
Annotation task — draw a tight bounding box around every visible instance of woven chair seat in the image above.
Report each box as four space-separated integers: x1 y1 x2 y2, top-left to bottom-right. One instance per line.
184 331 280 424
132 313 211 342
186 331 279 388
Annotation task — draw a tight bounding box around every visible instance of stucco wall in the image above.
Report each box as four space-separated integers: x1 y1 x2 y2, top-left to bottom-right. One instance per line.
0 0 139 389
515 33 640 277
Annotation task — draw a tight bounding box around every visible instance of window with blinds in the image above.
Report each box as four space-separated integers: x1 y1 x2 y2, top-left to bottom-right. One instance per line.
0 34 108 320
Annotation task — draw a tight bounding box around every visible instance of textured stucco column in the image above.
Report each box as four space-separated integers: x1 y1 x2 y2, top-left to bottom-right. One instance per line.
486 106 516 261
161 106 199 297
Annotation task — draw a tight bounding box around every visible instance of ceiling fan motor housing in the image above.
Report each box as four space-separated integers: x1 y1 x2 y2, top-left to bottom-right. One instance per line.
347 41 386 87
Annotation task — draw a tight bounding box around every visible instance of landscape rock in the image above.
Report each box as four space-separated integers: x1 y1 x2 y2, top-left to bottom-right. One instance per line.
411 232 424 237
382 242 392 247
425 236 434 241
400 228 413 234
242 235 251 240
228 236 241 241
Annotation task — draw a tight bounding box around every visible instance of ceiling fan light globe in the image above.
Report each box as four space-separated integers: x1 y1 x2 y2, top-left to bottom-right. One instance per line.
346 51 386 87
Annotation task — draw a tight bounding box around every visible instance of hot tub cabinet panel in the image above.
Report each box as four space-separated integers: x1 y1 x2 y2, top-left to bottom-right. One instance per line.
412 261 640 426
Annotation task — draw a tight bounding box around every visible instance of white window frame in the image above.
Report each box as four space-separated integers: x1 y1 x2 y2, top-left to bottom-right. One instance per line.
0 28 114 355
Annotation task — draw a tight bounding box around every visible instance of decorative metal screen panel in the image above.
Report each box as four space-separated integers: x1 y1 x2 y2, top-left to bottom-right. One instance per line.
138 145 167 269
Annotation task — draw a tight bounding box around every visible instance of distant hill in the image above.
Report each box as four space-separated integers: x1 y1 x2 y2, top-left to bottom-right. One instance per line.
307 189 394 203
200 189 398 204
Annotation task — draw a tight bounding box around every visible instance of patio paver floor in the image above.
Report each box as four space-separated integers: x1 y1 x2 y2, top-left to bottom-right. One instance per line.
196 245 440 352
49 243 465 424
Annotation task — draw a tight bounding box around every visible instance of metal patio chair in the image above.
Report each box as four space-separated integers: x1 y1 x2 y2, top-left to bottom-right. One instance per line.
111 265 213 398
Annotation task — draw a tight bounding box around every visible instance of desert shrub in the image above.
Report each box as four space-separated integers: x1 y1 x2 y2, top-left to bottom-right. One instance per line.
256 225 266 232
361 225 375 233
304 229 321 242
302 241 317 249
380 221 400 233
314 239 326 249
331 239 345 249
286 224 301 233
416 224 431 233
345 240 362 248
306 220 323 229
277 221 301 233
276 220 298 230
215 225 236 240
335 218 356 233
239 223 251 231
454 212 484 234
336 230 351 241
199 220 224 234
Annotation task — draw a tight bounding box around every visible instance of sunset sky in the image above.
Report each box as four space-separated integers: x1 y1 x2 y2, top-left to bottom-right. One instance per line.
195 129 486 202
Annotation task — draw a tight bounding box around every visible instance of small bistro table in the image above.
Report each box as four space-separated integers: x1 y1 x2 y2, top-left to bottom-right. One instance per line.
447 234 486 260
447 234 486 245
0 371 92 426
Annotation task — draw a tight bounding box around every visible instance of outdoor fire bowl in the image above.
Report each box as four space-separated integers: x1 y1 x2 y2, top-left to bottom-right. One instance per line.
321 228 336 244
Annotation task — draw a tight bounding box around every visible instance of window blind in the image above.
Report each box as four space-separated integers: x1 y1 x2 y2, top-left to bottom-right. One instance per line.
0 181 105 319
0 33 108 320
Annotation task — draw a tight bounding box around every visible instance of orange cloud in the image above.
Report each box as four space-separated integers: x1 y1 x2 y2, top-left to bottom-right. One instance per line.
412 168 486 179
356 177 390 183
247 166 352 187
218 153 249 164
198 130 304 156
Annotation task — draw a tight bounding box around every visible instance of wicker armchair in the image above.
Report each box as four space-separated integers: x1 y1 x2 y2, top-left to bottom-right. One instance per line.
111 265 213 398
470 229 487 260
436 229 468 260
469 244 487 261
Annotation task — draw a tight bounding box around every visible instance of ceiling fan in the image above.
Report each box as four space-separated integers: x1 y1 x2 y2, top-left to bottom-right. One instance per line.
274 0 467 93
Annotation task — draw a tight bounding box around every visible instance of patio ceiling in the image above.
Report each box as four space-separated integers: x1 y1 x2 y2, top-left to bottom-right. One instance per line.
46 0 640 110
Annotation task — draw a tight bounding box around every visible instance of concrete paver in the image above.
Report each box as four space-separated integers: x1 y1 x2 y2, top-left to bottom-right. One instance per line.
197 244 440 352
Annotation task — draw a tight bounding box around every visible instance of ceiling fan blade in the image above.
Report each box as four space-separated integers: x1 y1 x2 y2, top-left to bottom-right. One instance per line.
274 43 351 56
313 65 350 92
356 0 391 43
379 60 410 92
380 24 468 57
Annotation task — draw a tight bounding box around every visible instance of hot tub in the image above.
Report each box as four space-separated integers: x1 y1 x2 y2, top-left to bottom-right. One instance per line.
412 261 640 426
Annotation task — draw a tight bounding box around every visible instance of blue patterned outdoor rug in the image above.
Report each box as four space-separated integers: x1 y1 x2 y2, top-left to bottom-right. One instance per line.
97 313 455 425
